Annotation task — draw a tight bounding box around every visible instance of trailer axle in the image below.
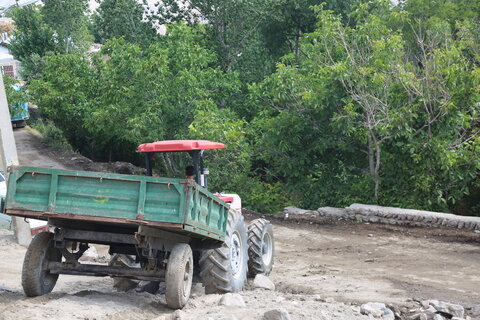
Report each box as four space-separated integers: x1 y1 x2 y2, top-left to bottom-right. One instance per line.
48 262 165 281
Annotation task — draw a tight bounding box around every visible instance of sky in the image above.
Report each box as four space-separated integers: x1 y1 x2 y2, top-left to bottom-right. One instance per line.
0 0 160 14
0 0 39 11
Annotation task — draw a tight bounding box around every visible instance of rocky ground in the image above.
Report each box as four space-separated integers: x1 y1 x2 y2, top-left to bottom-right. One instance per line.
1 217 479 320
0 127 478 320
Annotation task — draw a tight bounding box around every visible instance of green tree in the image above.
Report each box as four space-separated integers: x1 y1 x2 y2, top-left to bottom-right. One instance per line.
93 0 157 45
155 0 272 72
29 54 98 153
42 0 93 53
8 6 56 79
260 0 359 61
251 0 479 211
85 24 240 162
188 107 291 212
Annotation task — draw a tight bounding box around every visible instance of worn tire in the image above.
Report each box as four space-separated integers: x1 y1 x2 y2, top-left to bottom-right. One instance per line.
22 232 62 297
247 219 274 277
199 209 248 294
165 243 193 309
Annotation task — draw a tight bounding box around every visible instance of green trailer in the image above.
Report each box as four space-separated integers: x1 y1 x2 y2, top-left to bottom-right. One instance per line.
3 140 275 309
5 166 229 241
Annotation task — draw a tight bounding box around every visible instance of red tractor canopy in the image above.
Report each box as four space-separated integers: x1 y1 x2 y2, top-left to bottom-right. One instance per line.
137 140 226 189
137 140 225 152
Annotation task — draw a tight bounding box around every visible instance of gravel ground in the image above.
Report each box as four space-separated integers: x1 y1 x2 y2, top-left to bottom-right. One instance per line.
0 127 478 320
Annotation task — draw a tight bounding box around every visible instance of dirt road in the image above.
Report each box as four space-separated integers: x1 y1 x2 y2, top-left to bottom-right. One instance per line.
266 217 480 306
1 219 479 319
0 128 478 319
13 127 69 169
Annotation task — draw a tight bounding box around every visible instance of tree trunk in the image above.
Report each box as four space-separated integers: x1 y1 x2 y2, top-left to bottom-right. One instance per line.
367 134 381 202
374 139 381 202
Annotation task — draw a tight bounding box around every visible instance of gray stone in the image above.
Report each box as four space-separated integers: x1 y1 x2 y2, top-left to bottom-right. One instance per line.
351 306 361 314
219 293 245 307
360 302 386 318
429 300 464 318
171 310 185 320
263 308 291 320
382 308 395 320
448 220 458 227
424 306 436 313
284 206 309 215
324 297 335 303
317 207 348 219
253 274 275 290
408 313 426 320
433 315 444 320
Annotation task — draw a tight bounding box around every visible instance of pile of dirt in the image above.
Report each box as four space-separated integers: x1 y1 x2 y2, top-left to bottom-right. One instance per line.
14 127 145 175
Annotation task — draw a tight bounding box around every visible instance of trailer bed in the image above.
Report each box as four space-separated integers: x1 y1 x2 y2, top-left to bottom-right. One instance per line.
4 166 229 241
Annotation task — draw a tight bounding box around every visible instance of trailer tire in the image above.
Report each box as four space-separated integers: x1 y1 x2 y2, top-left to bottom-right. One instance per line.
22 232 62 297
165 243 193 309
247 219 274 277
199 209 248 294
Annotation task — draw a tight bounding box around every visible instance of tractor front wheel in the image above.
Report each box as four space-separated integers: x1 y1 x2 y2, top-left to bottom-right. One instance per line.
199 209 248 294
247 219 275 277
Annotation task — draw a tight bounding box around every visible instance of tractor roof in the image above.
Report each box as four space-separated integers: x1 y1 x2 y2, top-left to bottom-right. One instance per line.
137 140 226 153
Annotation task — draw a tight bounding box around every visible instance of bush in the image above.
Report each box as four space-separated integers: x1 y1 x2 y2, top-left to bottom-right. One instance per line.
33 120 73 152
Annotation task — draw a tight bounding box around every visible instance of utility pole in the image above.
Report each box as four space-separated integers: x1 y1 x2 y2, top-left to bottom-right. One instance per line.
0 72 31 246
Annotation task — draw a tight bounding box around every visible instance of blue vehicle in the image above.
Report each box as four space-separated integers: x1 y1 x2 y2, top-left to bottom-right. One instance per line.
10 84 29 128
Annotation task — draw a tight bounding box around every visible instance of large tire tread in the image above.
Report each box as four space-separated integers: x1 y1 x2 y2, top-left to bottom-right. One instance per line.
199 209 247 294
247 218 274 277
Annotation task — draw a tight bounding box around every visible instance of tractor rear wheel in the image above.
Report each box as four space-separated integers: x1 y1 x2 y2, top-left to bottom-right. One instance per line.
165 243 193 309
199 209 248 294
22 232 62 297
247 219 274 277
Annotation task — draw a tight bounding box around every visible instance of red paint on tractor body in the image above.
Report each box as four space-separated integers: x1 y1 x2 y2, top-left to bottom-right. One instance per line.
219 196 234 203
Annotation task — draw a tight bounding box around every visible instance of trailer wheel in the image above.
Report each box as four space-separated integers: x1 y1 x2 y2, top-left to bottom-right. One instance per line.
165 243 193 309
247 219 274 277
22 232 62 297
199 209 248 294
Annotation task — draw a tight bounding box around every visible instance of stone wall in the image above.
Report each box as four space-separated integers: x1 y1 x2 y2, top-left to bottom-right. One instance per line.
283 204 480 232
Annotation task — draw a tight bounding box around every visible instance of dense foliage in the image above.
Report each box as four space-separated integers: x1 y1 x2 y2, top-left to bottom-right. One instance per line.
8 0 480 214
